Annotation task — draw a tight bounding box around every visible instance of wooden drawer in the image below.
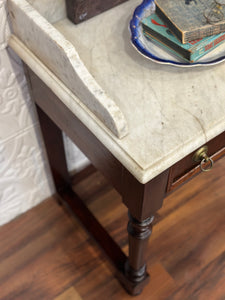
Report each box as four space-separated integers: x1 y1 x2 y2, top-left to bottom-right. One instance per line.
167 131 225 192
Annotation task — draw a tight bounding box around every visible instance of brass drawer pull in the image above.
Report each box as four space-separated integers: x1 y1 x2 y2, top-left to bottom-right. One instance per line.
193 145 214 172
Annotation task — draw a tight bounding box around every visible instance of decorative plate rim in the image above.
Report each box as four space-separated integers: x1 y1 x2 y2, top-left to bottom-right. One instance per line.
129 0 225 67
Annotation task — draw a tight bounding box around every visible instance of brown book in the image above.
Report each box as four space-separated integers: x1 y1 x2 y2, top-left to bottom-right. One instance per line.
66 0 129 24
155 0 225 43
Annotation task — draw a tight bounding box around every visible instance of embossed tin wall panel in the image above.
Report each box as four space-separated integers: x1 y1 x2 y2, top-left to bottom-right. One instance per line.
0 0 89 226
0 46 54 227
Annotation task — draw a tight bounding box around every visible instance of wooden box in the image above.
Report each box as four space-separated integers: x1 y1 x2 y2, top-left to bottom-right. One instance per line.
65 0 129 24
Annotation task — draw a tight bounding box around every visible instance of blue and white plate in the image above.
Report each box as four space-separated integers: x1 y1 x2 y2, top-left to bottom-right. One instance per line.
129 0 225 67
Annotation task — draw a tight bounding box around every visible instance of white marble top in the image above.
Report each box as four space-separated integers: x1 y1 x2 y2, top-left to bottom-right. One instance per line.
8 0 225 183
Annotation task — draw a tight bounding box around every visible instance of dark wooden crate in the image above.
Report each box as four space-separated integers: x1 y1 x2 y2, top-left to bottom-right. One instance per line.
65 0 129 24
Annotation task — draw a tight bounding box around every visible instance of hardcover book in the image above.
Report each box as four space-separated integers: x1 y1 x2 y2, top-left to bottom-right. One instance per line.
66 0 128 24
155 0 225 43
142 13 225 62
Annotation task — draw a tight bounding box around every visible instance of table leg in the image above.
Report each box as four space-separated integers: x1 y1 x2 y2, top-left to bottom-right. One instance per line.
36 105 71 195
120 169 169 294
25 67 170 296
126 212 154 283
35 105 168 296
113 212 154 295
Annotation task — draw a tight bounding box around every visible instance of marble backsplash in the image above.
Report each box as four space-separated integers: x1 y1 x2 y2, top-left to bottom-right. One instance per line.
0 0 89 226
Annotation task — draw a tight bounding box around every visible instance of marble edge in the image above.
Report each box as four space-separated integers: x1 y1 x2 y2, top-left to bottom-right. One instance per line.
8 36 225 185
8 36 146 178
8 0 129 139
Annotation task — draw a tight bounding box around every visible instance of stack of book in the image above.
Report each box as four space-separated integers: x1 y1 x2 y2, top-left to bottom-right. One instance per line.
141 0 225 63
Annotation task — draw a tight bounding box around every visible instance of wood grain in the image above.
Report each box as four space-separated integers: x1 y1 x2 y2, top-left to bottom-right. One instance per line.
55 287 82 300
0 156 225 299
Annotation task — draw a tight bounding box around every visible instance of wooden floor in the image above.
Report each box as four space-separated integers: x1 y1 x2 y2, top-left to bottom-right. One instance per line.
0 158 225 300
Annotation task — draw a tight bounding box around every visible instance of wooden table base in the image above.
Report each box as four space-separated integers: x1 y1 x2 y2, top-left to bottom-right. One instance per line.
36 105 150 295
25 66 169 295
57 186 150 295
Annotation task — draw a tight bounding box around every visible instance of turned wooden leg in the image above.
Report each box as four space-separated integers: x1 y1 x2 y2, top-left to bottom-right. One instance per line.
121 169 169 295
126 212 154 283
120 212 153 295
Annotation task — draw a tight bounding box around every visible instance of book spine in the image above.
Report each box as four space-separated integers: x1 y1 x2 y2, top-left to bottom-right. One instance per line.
156 3 225 43
142 24 190 60
191 32 225 61
144 29 225 62
184 24 225 43
155 5 184 43
143 32 190 62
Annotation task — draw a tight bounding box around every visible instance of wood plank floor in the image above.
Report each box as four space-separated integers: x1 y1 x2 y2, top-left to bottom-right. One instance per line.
0 158 225 300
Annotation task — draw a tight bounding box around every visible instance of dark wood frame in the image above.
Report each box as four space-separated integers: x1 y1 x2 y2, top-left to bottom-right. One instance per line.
25 66 225 295
65 0 129 24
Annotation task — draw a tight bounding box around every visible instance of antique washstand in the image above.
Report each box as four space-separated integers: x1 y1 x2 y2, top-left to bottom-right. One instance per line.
7 0 225 294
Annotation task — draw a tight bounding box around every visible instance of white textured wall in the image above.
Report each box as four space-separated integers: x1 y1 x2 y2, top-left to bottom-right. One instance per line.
0 0 89 226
